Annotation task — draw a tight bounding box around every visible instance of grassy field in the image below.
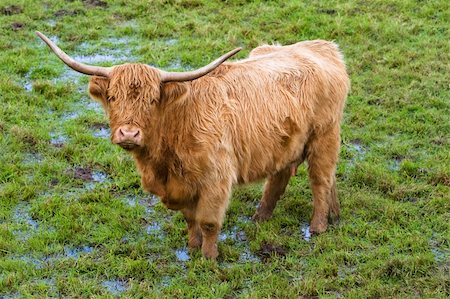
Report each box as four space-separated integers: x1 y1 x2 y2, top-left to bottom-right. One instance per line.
0 0 449 297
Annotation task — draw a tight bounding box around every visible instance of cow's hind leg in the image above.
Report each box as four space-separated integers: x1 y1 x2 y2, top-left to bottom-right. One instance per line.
307 126 341 234
252 166 291 221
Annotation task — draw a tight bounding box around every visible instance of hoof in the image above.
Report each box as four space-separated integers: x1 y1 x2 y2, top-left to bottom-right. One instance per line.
252 211 272 222
310 218 328 235
202 244 218 260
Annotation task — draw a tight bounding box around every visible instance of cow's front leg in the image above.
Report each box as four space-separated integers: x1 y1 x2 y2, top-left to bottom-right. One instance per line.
181 206 202 249
196 180 232 259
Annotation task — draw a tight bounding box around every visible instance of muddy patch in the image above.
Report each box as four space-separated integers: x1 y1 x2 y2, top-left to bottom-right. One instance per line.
83 0 107 8
54 9 83 17
301 222 311 242
175 248 190 262
73 167 94 181
257 243 287 262
1 5 23 15
317 8 337 15
102 279 128 295
11 22 24 31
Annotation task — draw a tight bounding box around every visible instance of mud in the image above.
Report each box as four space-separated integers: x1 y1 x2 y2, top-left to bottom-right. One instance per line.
83 0 107 8
257 243 287 262
175 248 190 262
11 22 24 31
54 9 83 17
317 8 337 15
73 167 94 181
1 5 22 15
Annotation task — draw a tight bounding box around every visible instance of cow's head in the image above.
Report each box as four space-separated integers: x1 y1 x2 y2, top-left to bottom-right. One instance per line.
36 31 240 151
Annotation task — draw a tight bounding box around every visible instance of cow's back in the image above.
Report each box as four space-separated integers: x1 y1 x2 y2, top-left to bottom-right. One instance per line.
189 41 349 184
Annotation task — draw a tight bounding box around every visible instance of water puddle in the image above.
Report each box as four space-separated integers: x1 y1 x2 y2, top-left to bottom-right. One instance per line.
84 99 103 113
22 71 33 92
9 254 44 269
49 131 67 147
92 127 110 138
0 293 19 299
102 279 128 295
160 275 172 287
72 53 129 64
175 248 189 262
64 245 94 258
388 156 403 172
124 193 158 214
239 248 260 263
165 38 178 46
146 222 161 235
301 222 311 242
23 152 43 165
219 226 247 242
13 202 38 241
85 171 109 190
61 111 80 120
166 58 192 71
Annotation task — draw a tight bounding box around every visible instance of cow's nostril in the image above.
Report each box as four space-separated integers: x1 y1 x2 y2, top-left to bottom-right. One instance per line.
119 128 125 136
133 130 140 138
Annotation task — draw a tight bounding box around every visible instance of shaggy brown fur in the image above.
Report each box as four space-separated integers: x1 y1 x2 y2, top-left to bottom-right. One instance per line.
88 40 350 259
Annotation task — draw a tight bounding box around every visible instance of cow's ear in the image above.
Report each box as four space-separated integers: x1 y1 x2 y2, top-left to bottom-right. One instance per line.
160 82 188 104
88 76 110 102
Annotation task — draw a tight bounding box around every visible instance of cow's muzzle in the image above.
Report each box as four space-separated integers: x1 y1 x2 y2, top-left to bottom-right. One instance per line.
112 125 143 150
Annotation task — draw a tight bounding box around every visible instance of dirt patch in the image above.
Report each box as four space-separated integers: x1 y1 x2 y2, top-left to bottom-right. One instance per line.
54 9 84 17
1 5 22 15
11 22 24 31
430 172 450 187
83 0 107 8
72 167 93 181
257 242 287 262
317 8 337 15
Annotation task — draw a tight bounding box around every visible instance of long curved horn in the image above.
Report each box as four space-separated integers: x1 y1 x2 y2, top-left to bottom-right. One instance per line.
159 47 242 82
36 31 112 77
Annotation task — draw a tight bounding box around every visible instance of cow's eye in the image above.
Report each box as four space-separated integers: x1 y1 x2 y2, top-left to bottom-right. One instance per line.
107 95 115 102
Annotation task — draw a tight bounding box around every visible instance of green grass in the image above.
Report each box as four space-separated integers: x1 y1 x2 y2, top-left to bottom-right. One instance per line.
0 0 449 297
